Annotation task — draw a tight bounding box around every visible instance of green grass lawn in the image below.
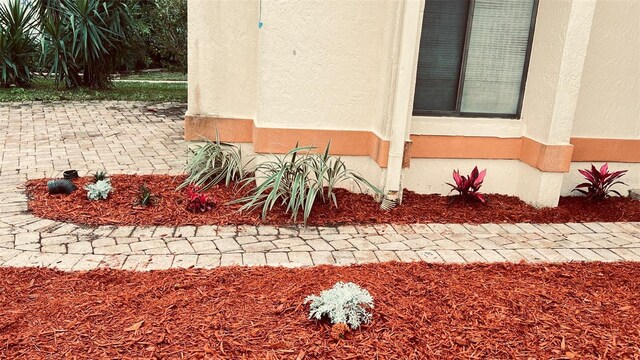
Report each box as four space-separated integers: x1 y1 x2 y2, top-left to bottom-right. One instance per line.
0 78 187 102
118 71 187 81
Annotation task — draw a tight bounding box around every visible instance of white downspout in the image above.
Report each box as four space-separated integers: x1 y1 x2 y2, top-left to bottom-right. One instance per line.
382 0 424 209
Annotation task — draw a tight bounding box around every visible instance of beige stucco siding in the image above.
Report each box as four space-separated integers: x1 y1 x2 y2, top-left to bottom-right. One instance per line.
572 0 640 140
187 0 258 119
519 0 573 144
256 0 402 139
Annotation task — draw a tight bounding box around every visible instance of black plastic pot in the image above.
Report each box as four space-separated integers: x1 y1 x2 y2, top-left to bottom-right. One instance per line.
47 179 77 195
63 170 79 180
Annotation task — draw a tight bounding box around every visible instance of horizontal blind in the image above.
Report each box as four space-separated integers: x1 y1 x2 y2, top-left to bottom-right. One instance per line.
460 0 535 115
413 0 470 112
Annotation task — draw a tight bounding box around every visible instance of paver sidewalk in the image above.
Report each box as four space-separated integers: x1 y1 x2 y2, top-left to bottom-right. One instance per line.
1 102 639 271
1 220 640 271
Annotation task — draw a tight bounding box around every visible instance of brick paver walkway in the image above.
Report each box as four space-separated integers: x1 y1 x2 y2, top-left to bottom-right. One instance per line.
1 102 639 271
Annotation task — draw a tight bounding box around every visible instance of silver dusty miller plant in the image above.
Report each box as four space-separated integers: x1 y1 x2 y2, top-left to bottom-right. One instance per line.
85 179 112 200
304 282 374 329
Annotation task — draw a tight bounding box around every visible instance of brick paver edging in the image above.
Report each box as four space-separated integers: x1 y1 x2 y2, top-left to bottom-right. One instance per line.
1 102 639 271
1 204 639 271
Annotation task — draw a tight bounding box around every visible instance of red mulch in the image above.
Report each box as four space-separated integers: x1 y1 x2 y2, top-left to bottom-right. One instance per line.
25 174 640 226
1 262 639 359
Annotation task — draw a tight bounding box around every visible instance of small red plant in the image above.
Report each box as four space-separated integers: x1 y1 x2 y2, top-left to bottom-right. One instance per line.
185 185 215 212
573 163 627 201
447 166 487 203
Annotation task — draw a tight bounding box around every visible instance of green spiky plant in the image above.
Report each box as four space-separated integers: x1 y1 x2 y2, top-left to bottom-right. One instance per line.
179 137 251 191
136 183 155 207
234 143 381 225
0 0 39 87
93 169 108 182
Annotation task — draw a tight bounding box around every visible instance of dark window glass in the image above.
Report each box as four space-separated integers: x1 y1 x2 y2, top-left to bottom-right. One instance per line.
413 0 537 118
413 0 470 112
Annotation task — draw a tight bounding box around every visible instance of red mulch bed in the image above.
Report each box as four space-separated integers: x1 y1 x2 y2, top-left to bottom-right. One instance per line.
1 262 639 359
26 174 640 226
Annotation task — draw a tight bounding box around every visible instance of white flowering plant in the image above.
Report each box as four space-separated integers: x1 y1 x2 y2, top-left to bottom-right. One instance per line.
304 282 374 330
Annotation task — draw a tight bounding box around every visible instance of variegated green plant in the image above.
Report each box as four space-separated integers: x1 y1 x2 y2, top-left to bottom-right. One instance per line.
178 137 251 190
233 143 381 225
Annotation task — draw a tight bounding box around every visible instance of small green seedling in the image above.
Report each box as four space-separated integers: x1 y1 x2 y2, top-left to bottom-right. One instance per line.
136 183 156 206
93 169 108 182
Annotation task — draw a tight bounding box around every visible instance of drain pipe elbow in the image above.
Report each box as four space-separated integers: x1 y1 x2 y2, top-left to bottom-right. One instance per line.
380 190 400 210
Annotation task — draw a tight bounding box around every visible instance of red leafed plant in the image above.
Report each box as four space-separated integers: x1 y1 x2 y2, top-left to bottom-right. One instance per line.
185 185 215 212
447 166 487 203
572 163 627 201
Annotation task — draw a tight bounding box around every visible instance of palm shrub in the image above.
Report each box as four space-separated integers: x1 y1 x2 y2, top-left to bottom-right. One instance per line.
38 13 80 88
234 143 381 225
37 0 139 88
0 0 38 87
179 138 250 190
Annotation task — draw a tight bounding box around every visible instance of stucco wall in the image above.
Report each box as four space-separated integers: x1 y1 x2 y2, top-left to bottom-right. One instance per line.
187 0 258 119
572 0 640 140
519 0 572 144
404 159 521 196
256 0 402 139
566 1 640 195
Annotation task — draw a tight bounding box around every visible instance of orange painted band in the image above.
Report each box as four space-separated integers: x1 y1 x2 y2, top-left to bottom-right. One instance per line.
571 137 640 163
408 135 522 160
409 135 573 172
521 137 574 173
185 116 639 172
185 116 390 167
253 127 390 167
185 116 253 143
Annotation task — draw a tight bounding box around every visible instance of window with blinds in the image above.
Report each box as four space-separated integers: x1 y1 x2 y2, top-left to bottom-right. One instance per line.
413 0 538 118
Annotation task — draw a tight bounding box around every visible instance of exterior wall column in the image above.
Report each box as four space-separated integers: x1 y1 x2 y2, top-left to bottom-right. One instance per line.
518 0 597 207
383 0 424 205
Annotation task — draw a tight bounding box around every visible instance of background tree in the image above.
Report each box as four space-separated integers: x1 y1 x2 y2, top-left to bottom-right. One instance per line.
38 0 140 88
1 0 186 89
135 0 187 72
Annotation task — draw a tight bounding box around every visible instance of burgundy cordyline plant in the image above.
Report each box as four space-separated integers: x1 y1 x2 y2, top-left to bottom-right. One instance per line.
446 166 487 203
572 163 627 201
185 185 215 212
